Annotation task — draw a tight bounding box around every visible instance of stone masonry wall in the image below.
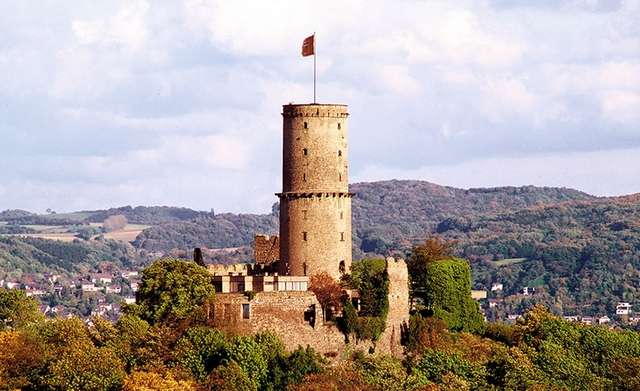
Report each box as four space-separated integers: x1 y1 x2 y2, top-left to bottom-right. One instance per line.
211 258 410 359
254 234 279 266
278 104 352 280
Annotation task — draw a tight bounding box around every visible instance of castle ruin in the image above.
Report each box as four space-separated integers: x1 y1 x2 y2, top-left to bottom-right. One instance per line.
208 103 409 358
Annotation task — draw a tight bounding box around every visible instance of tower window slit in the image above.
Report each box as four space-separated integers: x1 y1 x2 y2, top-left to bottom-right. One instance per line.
304 122 308 129
303 148 308 156
340 232 345 241
303 173 307 182
303 232 308 241
338 150 342 157
338 123 341 130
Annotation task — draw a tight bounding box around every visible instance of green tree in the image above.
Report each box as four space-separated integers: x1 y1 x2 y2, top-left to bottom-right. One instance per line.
174 326 229 382
0 288 43 330
207 362 256 391
409 253 484 333
134 258 216 325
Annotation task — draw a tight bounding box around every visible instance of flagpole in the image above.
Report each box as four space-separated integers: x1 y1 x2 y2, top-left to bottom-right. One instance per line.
313 32 316 104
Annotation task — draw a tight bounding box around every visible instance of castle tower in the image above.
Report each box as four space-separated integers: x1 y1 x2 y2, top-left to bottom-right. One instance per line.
277 104 352 280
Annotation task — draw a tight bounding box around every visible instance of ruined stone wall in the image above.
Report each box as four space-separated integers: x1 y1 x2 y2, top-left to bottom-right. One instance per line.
278 104 352 280
212 291 348 357
211 258 410 359
377 257 410 357
254 234 280 266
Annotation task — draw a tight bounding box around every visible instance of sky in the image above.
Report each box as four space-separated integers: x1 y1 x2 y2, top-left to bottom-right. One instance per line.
1 0 639 214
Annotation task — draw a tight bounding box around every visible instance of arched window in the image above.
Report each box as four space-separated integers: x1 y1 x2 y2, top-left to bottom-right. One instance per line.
338 150 342 157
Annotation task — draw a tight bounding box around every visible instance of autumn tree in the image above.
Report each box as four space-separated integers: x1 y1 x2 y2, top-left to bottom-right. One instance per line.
309 272 346 321
123 371 197 391
103 214 128 232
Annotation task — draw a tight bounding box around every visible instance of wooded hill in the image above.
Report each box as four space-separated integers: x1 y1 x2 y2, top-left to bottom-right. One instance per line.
2 180 639 315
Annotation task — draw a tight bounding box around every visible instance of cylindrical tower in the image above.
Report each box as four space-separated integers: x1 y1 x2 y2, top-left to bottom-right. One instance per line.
277 104 352 280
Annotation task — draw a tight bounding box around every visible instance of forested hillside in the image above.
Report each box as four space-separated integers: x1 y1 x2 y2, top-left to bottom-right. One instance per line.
0 237 143 277
2 180 639 316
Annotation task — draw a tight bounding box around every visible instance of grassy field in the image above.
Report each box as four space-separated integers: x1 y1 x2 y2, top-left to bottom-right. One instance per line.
101 224 150 242
491 257 528 267
0 223 151 243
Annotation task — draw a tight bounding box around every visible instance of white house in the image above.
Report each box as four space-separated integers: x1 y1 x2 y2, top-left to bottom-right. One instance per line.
105 286 122 294
81 283 98 292
598 316 611 325
616 302 632 316
581 317 594 325
491 283 503 292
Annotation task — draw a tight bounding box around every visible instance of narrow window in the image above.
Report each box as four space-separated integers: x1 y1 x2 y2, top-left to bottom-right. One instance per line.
303 232 308 241
304 122 308 129
340 211 343 219
338 150 342 157
340 232 345 242
303 173 307 182
303 148 308 156
303 262 307 276
242 304 250 319
338 123 341 130
339 261 346 275
339 173 342 182
302 210 307 220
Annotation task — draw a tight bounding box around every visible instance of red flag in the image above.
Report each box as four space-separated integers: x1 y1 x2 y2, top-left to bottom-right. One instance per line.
302 34 314 56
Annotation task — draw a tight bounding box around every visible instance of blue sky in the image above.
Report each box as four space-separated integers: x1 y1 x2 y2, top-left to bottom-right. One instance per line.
1 0 639 214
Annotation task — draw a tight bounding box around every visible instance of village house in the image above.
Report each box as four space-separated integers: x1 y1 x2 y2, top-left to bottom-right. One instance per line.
491 283 503 292
616 302 632 316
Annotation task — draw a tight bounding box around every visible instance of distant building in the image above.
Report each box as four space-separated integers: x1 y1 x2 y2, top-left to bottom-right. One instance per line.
471 290 487 300
123 297 136 305
81 283 98 292
598 316 611 325
522 286 535 296
581 317 594 325
491 283 503 292
616 302 632 316
105 286 122 294
563 315 579 322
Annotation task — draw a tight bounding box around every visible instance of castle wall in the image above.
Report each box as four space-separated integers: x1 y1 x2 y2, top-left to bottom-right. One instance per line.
211 291 347 357
278 104 352 280
376 257 410 357
254 234 280 266
211 258 410 359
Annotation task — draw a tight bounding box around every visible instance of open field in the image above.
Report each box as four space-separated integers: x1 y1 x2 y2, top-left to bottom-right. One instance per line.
490 257 528 267
102 224 150 242
0 223 151 243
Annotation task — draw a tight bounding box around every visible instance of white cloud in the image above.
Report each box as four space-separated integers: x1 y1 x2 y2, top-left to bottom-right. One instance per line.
601 91 640 124
1 0 639 213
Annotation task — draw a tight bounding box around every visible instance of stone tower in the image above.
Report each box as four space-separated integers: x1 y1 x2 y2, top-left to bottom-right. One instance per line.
277 104 352 280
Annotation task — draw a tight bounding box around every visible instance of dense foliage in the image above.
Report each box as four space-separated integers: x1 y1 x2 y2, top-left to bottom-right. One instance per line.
131 258 216 325
340 259 390 342
3 257 640 390
0 237 143 278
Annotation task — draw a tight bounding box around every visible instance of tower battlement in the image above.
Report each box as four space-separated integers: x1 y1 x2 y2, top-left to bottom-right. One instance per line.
282 104 349 119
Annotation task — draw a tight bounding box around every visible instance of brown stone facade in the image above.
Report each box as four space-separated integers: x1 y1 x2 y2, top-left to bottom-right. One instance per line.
211 258 410 358
254 234 280 266
211 291 347 356
278 104 352 280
